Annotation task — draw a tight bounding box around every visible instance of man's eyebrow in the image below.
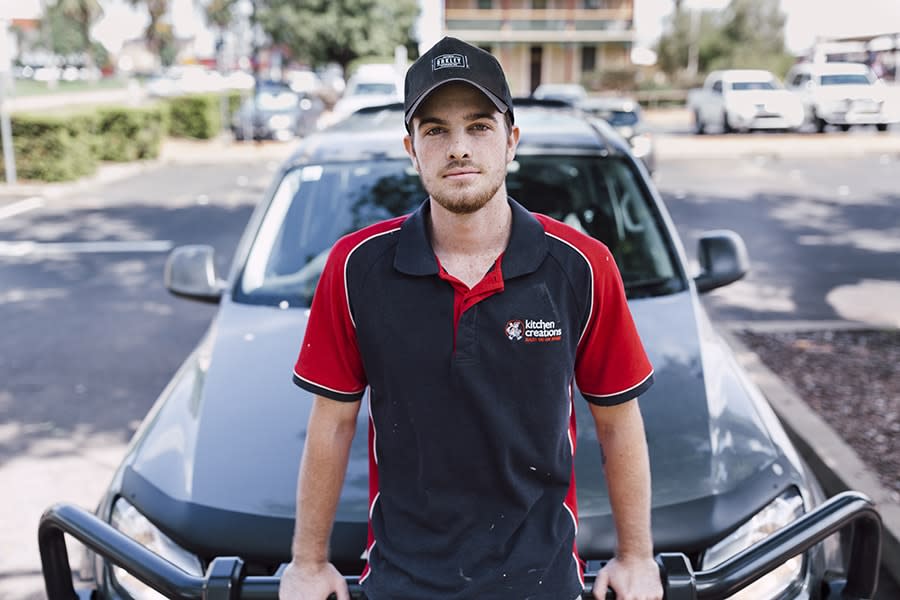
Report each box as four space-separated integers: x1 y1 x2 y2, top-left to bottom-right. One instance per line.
416 112 498 131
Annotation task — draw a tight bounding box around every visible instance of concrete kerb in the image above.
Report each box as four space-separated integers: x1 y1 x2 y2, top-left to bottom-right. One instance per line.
718 326 900 586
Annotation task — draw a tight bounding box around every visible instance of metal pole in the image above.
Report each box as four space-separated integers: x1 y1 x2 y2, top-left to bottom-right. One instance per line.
0 18 16 184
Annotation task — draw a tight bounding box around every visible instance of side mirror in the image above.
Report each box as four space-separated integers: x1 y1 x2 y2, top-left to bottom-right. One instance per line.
693 230 749 293
164 245 226 303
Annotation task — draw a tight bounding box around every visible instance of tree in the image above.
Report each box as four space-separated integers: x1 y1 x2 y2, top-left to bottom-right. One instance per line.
43 0 103 68
655 0 793 80
205 0 239 30
128 0 175 62
256 0 419 75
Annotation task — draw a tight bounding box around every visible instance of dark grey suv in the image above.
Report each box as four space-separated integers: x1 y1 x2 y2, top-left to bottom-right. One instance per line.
39 103 882 600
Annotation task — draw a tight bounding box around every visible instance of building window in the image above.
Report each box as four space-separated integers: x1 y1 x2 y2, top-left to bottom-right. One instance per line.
584 0 603 8
581 45 596 72
532 0 547 9
477 0 492 9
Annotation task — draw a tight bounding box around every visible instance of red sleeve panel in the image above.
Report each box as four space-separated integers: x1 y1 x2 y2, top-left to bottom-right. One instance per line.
541 217 654 406
292 217 405 402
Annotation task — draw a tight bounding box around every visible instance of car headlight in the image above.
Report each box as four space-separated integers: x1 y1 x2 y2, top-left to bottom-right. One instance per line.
630 134 653 159
268 114 292 130
701 488 805 599
109 497 203 599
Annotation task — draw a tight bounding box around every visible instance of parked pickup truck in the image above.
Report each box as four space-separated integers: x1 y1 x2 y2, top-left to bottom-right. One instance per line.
784 61 900 132
688 69 805 134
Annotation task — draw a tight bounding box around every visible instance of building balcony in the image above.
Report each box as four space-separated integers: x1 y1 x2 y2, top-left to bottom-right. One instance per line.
445 8 634 43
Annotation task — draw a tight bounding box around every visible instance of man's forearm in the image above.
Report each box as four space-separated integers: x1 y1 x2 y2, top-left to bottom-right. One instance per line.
291 396 360 565
592 399 654 558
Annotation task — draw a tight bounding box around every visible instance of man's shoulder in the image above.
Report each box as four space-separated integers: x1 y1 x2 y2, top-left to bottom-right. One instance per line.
532 212 612 264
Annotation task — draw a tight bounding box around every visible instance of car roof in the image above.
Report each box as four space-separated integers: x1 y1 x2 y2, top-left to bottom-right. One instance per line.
579 96 641 113
715 69 776 81
284 101 627 167
790 61 871 75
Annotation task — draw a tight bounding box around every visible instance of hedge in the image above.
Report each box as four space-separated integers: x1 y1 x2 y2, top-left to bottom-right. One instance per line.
95 106 165 161
166 94 222 139
2 92 240 182
1 112 98 182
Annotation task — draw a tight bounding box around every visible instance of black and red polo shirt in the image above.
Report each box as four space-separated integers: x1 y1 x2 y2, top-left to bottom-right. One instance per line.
293 198 654 600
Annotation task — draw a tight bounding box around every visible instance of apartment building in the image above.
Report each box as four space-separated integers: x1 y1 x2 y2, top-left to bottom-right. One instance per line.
443 0 636 95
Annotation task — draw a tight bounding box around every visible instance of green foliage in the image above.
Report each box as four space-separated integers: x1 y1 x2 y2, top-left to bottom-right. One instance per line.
656 0 794 80
42 4 87 58
1 113 98 182
257 0 419 72
95 107 165 161
166 94 222 139
206 0 238 29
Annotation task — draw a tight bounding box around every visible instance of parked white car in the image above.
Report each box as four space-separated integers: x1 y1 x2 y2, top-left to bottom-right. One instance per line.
320 63 403 128
687 69 805 134
784 62 899 132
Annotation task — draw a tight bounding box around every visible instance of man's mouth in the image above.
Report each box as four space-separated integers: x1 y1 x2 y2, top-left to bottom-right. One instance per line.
443 168 480 179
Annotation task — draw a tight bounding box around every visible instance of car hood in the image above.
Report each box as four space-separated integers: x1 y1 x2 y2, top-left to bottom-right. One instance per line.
815 84 885 103
122 291 787 562
728 89 800 107
332 94 401 119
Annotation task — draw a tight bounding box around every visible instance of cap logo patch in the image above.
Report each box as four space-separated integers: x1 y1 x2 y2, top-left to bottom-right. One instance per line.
432 53 468 71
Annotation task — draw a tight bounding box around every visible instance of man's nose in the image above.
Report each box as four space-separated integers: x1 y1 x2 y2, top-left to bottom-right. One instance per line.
447 133 471 160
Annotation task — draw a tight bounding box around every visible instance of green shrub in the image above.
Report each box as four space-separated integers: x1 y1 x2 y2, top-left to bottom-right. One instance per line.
95 106 165 161
1 113 98 182
166 94 222 139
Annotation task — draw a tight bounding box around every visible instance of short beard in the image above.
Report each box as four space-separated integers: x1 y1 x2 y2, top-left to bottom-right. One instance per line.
424 163 506 215
427 182 501 215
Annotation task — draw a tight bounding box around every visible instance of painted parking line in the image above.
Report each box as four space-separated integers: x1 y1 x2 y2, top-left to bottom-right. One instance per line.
0 240 174 257
0 197 45 221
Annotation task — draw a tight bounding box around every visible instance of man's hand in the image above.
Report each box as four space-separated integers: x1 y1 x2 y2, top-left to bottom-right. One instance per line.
278 561 349 600
593 555 662 600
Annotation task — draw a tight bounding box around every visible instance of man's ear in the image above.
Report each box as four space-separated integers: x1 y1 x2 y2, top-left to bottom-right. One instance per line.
403 135 420 172
506 125 521 163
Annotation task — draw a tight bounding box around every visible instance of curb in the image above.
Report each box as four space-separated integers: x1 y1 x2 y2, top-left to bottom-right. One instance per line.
718 326 900 586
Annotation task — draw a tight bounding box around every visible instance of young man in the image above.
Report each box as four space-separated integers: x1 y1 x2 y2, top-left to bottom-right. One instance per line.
281 37 662 600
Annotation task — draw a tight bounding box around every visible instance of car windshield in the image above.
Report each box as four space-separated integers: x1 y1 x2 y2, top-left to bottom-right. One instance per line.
236 156 681 306
820 73 872 85
351 82 397 96
731 80 778 90
588 109 639 127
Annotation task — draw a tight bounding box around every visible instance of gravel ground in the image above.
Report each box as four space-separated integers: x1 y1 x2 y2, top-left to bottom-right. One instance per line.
739 329 900 500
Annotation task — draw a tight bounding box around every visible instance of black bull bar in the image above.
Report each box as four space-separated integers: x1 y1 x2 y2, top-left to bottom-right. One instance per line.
39 491 883 600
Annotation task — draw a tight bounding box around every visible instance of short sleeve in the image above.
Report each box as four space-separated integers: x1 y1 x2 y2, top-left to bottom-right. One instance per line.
292 241 367 402
574 245 654 406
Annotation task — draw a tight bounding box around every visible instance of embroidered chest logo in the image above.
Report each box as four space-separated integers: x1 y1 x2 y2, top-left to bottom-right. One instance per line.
505 320 524 341
505 318 563 343
432 53 468 71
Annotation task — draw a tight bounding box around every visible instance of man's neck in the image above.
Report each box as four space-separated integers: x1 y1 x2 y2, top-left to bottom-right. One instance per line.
429 191 511 256
428 191 512 288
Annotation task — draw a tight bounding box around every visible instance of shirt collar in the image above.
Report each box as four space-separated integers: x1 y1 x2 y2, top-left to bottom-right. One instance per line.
394 197 548 279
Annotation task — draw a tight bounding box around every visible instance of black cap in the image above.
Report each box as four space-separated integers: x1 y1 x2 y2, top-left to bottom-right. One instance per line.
404 36 514 128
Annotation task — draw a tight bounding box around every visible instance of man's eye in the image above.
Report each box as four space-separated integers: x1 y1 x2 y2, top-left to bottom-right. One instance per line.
471 123 490 131
425 127 444 136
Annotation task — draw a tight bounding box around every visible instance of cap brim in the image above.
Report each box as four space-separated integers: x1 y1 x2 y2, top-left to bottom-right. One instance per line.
405 78 508 125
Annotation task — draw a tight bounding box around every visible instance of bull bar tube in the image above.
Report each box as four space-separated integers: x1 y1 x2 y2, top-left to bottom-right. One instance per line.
39 491 882 600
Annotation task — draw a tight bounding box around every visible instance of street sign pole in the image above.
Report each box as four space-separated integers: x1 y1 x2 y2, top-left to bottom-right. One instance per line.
0 18 15 185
